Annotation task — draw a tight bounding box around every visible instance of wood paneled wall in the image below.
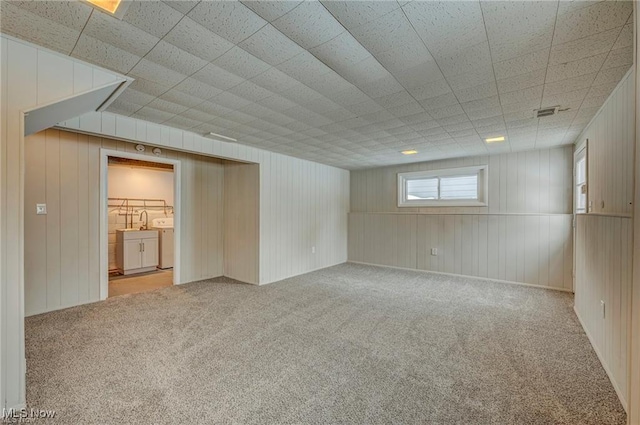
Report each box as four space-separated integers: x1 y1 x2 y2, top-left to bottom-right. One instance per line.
1 34 127 410
225 162 259 284
575 214 632 408
573 69 635 412
349 146 574 290
24 129 226 316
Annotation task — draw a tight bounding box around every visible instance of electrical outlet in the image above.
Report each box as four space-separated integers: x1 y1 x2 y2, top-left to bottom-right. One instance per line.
36 204 47 215
600 300 606 319
311 246 316 254
431 248 438 256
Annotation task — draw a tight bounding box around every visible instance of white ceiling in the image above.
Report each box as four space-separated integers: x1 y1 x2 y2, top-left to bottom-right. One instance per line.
1 0 633 169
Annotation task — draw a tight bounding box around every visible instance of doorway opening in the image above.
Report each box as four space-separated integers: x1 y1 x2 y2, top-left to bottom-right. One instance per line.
101 149 181 298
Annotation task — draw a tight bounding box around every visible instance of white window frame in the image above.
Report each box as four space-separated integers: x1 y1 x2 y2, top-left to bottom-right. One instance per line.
397 165 488 207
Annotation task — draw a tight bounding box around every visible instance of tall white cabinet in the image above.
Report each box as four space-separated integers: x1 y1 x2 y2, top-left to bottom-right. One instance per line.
116 230 159 275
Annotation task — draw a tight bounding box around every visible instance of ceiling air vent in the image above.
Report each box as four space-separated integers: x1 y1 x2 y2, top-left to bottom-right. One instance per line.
534 106 559 118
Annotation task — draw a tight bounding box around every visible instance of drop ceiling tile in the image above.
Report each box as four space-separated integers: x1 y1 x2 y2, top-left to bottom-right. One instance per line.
146 98 190 116
192 64 245 91
210 92 253 111
145 41 208 76
455 81 498 103
546 53 608 83
173 78 222 101
129 59 187 88
241 1 303 22
408 80 453 102
542 88 589 110
180 108 218 124
158 90 204 109
428 104 466 120
276 51 334 85
163 17 234 62
163 1 199 15
0 2 80 54
309 32 371 72
188 1 267 44
239 24 305 66
613 23 633 49
543 73 598 97
128 78 173 97
585 80 621 99
72 34 141 74
553 1 632 45
472 115 504 129
118 89 155 107
279 82 324 105
465 106 504 122
258 95 298 112
357 75 405 99
272 1 345 49
436 41 493 77
403 1 486 56
212 47 271 80
8 0 92 30
445 68 495 92
481 0 557 62
163 114 201 130
493 48 549 80
250 67 300 93
497 68 546 94
238 102 277 119
227 81 275 102
419 93 460 111
106 99 142 116
499 85 543 106
321 0 399 30
343 100 385 116
83 11 159 57
131 106 176 124
549 27 620 65
123 0 183 38
601 46 633 70
461 96 501 114
222 110 257 125
593 64 633 86
390 58 445 89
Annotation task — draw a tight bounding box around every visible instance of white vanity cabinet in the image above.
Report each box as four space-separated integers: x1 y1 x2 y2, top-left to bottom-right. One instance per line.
116 230 159 275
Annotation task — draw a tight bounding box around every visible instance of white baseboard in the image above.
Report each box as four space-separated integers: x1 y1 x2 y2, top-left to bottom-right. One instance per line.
347 261 573 293
573 306 628 412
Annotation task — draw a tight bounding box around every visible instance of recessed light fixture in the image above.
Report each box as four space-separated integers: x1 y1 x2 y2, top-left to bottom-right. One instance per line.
207 132 238 142
485 136 505 144
83 0 130 17
401 150 418 155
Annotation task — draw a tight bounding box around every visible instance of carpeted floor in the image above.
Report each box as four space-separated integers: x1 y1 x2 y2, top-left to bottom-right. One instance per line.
26 263 625 424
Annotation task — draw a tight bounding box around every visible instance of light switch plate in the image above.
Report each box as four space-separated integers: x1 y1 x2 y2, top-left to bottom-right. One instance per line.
36 204 47 215
431 248 438 256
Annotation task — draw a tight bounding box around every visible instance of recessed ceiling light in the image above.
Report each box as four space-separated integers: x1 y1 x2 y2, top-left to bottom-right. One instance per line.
485 136 505 144
401 150 418 155
207 132 237 142
85 0 122 14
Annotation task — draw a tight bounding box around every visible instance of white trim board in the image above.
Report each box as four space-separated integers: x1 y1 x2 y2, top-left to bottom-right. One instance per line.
348 261 574 293
99 149 182 300
574 306 628 412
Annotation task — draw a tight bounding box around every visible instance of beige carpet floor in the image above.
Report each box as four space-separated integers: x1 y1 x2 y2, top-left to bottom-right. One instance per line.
26 263 625 424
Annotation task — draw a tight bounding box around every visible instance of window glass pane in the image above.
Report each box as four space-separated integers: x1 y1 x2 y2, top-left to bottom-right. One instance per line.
407 178 438 200
440 175 477 200
576 157 586 185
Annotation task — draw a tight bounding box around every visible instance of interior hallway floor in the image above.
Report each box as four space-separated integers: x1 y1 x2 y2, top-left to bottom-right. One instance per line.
26 263 625 424
108 270 173 298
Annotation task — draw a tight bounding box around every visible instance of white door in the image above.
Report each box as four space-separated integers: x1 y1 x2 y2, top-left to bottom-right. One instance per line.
124 239 142 270
141 237 159 268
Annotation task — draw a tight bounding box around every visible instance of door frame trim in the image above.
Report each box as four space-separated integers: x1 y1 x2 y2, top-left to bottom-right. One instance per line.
99 148 181 299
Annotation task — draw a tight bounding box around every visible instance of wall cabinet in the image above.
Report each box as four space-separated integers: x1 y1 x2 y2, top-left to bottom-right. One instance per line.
116 230 159 275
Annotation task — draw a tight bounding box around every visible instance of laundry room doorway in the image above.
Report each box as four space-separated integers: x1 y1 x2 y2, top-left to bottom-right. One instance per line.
100 148 181 298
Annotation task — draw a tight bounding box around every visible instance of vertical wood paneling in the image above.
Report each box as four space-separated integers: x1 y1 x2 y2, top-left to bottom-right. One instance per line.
575 215 632 409
224 162 259 284
572 68 635 413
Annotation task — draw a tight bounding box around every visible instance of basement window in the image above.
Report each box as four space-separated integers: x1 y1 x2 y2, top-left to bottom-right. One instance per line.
397 165 488 207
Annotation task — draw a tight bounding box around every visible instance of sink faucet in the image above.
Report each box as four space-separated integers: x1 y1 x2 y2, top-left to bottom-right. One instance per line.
139 210 148 230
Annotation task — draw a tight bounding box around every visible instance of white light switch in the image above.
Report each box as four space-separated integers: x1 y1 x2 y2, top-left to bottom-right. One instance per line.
36 204 47 215
431 248 438 256
311 246 316 254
